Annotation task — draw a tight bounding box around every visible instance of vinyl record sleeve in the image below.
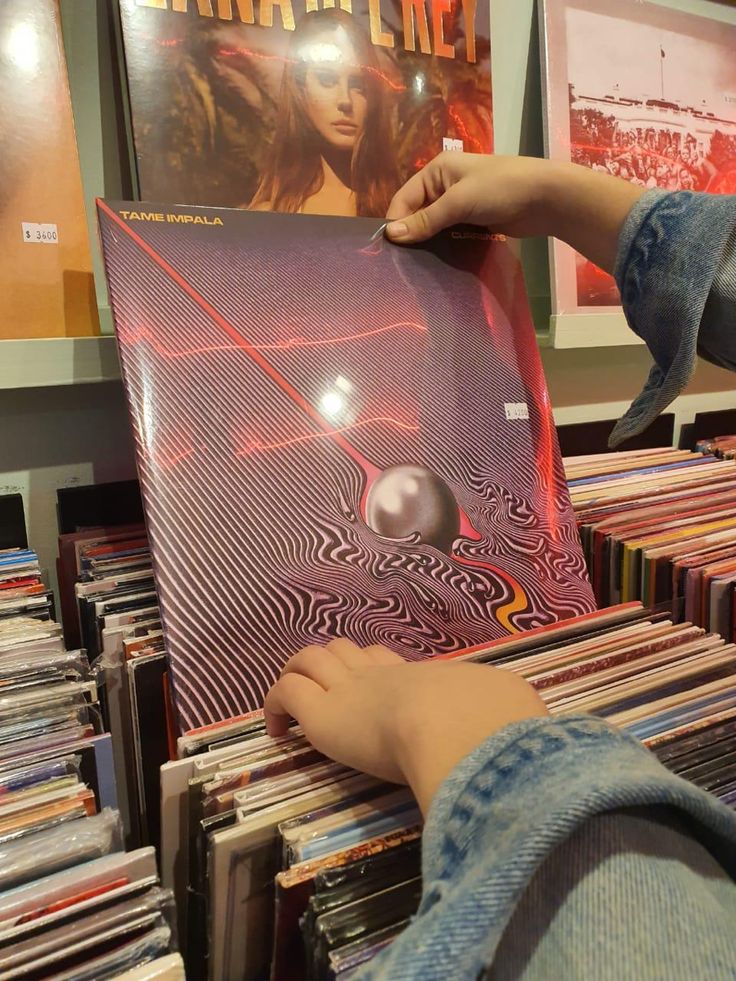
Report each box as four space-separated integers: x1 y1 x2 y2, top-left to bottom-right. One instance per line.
0 847 158 934
128 653 169 851
98 201 595 729
0 888 172 976
310 876 421 967
0 912 167 981
325 920 405 977
669 741 736 781
0 496 28 552
644 705 736 750
652 715 736 764
290 838 420 981
208 775 378 981
57 525 146 649
25 924 172 981
116 0 492 213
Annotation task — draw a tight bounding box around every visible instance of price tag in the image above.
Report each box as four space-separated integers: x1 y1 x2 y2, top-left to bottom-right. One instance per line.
442 137 464 152
505 402 530 421
22 222 59 245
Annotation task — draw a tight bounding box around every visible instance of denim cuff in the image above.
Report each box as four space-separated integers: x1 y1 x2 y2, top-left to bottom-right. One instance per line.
411 715 736 978
359 715 736 979
610 190 736 448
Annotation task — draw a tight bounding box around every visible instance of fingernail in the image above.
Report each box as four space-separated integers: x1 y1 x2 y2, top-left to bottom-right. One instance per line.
386 221 408 239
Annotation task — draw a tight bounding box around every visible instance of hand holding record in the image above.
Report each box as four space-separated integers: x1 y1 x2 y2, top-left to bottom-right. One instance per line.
385 152 645 275
264 640 546 815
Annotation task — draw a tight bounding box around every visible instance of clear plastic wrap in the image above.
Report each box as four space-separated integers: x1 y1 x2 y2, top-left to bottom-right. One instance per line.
0 619 63 653
0 846 158 937
110 953 185 980
0 681 95 720
0 800 89 847
0 807 123 891
0 701 90 742
0 721 95 766
0 648 91 684
48 924 172 981
0 756 80 794
0 888 177 979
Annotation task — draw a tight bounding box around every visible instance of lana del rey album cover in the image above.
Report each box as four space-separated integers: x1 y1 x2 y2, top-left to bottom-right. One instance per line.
116 0 492 215
98 201 595 730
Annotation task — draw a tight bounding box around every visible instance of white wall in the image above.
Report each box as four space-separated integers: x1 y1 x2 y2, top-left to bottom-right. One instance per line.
0 383 137 599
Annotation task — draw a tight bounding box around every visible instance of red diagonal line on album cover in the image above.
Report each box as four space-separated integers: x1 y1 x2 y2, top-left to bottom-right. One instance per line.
118 320 426 357
98 200 381 472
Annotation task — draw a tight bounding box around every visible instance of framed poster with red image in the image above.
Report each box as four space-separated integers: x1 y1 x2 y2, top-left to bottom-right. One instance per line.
540 0 736 316
116 0 492 216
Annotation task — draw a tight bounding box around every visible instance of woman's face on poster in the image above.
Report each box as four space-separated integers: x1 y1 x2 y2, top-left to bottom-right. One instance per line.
299 29 368 151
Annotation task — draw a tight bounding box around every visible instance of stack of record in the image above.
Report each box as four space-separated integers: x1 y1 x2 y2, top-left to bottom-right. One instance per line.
565 447 736 634
0 537 182 978
160 601 736 980
697 434 736 459
59 524 170 853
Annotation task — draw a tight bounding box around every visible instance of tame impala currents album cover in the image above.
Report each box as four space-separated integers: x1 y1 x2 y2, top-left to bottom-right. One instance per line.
540 0 736 313
98 202 595 729
0 0 99 339
116 0 492 215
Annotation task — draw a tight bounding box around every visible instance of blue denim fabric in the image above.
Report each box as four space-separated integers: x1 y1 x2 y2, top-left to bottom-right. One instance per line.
358 716 736 980
610 189 736 448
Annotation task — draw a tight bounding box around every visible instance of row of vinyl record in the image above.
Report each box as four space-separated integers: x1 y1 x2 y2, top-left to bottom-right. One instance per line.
4 438 736 978
159 599 736 981
56 521 165 852
52 446 736 979
0 546 183 979
566 446 736 639
7 0 736 339
24 439 736 873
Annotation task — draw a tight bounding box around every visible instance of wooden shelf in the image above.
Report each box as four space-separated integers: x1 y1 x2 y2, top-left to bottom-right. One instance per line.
0 335 120 390
550 311 645 349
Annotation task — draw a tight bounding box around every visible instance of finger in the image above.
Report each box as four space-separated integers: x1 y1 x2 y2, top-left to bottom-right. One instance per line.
385 184 465 244
281 644 347 690
363 645 405 666
386 167 434 222
264 672 324 737
325 638 370 669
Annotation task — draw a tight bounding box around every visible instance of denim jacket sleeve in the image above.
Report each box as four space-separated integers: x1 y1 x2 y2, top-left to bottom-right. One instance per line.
609 189 736 448
359 715 736 981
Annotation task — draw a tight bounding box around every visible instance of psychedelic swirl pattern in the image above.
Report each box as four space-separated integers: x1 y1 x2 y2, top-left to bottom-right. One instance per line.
98 204 595 730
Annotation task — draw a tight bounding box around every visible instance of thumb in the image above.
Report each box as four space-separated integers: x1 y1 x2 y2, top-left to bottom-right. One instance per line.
385 186 463 244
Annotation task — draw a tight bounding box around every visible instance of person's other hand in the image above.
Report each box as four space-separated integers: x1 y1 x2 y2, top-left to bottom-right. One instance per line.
264 639 547 814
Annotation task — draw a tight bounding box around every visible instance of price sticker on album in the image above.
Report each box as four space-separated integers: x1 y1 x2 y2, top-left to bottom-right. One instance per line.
442 137 464 152
22 222 59 245
505 402 530 421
